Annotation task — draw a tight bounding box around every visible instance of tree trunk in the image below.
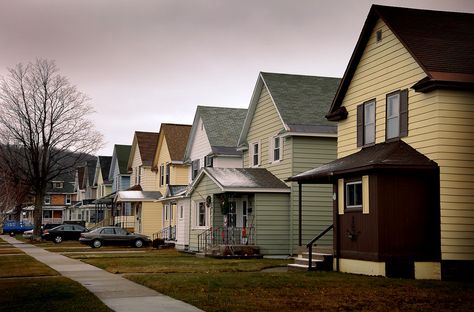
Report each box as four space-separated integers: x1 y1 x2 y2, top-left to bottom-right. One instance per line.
33 193 44 238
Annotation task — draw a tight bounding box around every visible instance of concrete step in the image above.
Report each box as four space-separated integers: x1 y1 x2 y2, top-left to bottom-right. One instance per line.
294 258 324 266
287 263 309 271
300 252 333 261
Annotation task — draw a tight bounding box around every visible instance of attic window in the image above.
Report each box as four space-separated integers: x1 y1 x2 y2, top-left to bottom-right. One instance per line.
54 182 63 189
376 29 382 42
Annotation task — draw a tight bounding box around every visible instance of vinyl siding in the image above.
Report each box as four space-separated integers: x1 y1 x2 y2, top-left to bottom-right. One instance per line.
130 145 142 186
140 202 162 237
188 118 212 183
155 136 171 194
290 137 336 251
140 167 157 191
337 18 474 261
243 87 291 181
418 90 474 261
188 174 222 251
213 157 242 168
254 193 290 255
338 18 427 157
171 165 189 186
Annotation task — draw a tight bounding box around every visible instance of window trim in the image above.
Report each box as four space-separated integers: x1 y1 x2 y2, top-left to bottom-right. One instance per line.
44 195 51 205
65 194 71 205
165 163 170 185
193 201 208 228
345 180 363 211
357 99 376 147
385 89 408 141
204 155 213 168
191 159 200 180
159 164 165 186
251 141 260 167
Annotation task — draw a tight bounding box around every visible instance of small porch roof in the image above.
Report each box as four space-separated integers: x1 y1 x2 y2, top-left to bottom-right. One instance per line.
159 185 189 202
288 140 438 183
93 191 116 204
189 167 290 194
115 190 162 202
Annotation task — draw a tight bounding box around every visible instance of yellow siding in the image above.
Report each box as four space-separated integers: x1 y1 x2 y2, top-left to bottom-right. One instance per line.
156 136 171 195
338 18 474 261
140 167 157 191
141 202 163 237
171 164 189 185
130 144 142 186
243 87 291 181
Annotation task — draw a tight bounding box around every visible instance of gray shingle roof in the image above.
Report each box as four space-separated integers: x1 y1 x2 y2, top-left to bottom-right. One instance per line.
115 145 132 174
260 72 340 131
202 168 290 192
198 106 248 148
98 156 112 183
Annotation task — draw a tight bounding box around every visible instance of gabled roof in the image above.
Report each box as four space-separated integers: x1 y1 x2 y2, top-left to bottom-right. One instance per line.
156 123 191 163
288 140 438 183
98 156 112 184
128 131 160 170
238 72 340 147
84 160 97 188
108 144 132 182
184 106 247 160
188 168 290 194
47 172 75 194
77 167 85 191
328 5 474 119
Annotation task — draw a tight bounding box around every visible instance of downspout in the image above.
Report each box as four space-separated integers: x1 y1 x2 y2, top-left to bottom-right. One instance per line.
298 182 302 247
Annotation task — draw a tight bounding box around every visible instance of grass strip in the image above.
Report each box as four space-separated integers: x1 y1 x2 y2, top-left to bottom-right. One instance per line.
127 271 474 312
0 276 112 312
0 255 58 278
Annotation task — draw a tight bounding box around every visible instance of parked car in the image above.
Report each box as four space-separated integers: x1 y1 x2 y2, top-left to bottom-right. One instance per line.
42 224 88 243
79 226 151 248
23 223 63 239
2 221 34 235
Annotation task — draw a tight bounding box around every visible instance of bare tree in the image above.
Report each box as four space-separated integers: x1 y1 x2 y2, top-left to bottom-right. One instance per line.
0 59 103 236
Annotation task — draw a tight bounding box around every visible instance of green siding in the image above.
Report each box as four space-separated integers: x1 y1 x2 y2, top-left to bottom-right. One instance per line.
189 174 222 251
254 193 291 255
290 137 336 252
244 87 292 182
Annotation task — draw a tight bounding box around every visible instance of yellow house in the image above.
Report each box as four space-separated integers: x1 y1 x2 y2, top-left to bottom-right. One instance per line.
152 123 192 239
115 131 161 237
290 5 474 280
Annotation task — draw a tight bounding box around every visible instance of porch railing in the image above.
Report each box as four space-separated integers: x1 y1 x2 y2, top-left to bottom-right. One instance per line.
306 224 333 271
152 226 176 242
197 226 255 253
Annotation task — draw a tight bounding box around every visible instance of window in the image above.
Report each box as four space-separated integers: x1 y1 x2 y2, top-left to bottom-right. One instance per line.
44 195 51 205
65 194 71 205
386 89 408 140
376 29 382 42
204 155 213 167
269 136 282 162
137 166 142 185
179 205 184 219
165 163 170 185
192 159 200 180
160 164 164 186
198 202 206 227
54 182 63 189
250 142 260 167
357 100 376 147
386 93 399 139
345 181 362 209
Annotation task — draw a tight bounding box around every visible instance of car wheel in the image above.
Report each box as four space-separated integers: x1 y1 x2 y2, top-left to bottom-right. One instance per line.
54 236 63 244
134 239 143 248
92 239 102 248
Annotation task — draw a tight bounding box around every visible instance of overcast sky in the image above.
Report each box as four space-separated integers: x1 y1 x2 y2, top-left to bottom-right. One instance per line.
1 0 473 156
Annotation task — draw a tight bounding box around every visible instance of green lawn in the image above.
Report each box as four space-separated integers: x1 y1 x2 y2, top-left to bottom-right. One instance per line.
0 237 112 312
73 249 474 311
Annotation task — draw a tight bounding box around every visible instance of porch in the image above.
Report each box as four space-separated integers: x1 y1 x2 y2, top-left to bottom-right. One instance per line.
197 226 260 257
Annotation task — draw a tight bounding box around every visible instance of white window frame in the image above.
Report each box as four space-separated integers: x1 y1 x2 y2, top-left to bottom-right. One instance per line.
345 180 362 210
250 141 260 167
192 159 200 180
386 93 400 140
65 194 71 205
269 136 283 163
364 100 375 145
54 182 63 189
44 195 51 205
179 205 184 220
193 201 208 229
160 164 165 186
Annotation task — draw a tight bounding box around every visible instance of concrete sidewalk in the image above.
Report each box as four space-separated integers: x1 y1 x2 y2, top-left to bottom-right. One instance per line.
2 235 203 312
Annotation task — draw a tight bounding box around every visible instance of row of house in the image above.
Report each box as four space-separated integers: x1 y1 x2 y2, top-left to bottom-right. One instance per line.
20 5 473 281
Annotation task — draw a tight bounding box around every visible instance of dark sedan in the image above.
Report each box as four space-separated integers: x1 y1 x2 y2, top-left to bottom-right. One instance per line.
42 224 88 243
79 226 151 248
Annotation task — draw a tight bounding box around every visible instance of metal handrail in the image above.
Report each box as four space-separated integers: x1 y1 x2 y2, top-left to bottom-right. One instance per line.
306 224 333 271
197 226 255 253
